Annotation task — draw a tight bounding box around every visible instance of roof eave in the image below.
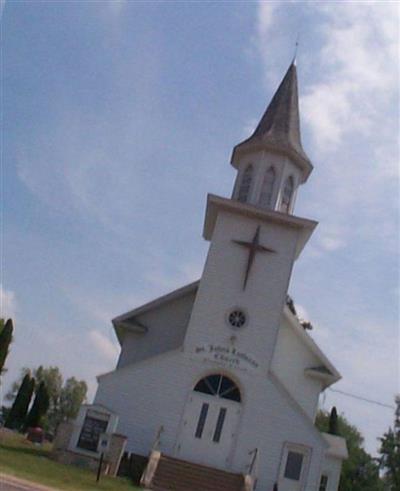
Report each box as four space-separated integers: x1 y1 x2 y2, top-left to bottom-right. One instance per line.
111 280 200 345
283 306 341 386
231 138 313 183
304 368 338 389
322 432 349 460
112 280 200 325
203 194 317 259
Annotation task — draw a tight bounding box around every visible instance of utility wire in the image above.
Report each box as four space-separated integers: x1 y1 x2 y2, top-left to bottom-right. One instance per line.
328 388 395 410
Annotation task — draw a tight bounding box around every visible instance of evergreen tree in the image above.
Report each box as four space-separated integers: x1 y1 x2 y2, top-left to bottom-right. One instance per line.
24 381 50 429
0 319 13 374
5 373 35 430
379 396 400 490
7 366 87 433
329 406 339 435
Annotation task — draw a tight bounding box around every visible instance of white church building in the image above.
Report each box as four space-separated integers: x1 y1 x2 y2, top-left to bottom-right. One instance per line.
74 62 348 491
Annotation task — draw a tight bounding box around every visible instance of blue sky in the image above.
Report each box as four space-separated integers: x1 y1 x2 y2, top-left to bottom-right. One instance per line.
1 1 398 456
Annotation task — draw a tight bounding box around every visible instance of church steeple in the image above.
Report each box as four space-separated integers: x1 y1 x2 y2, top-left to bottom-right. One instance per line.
246 62 308 162
231 62 313 214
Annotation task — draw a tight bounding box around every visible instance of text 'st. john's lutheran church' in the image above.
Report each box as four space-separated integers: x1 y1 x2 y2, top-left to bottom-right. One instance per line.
68 62 349 491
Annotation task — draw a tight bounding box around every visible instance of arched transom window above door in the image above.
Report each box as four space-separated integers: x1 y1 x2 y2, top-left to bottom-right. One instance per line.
194 374 241 403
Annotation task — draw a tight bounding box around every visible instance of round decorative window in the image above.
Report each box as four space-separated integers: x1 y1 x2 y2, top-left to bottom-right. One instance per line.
227 309 247 329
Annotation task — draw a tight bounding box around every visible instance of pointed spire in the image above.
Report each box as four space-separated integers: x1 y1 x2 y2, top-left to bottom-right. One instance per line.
232 61 312 181
251 62 302 146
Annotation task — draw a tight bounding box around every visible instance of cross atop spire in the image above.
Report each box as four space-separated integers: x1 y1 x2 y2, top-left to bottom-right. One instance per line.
292 34 300 66
231 61 312 182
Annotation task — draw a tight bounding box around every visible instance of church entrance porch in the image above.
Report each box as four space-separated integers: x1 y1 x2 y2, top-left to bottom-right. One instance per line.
144 454 245 491
175 374 241 470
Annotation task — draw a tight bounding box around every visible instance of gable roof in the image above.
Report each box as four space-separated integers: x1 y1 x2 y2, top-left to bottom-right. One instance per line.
283 303 341 387
112 280 199 344
113 280 199 326
112 280 340 386
269 371 329 447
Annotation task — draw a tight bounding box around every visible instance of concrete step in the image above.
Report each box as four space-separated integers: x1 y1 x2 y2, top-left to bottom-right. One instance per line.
150 455 244 491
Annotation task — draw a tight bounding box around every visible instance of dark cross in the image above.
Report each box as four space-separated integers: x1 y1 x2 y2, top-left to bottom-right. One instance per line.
232 226 276 290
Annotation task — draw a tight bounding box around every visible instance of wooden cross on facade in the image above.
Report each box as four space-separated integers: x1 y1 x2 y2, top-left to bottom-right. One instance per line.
232 226 276 289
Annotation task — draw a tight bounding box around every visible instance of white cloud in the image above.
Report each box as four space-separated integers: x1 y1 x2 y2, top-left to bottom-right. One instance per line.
143 258 204 293
301 83 358 148
104 0 128 17
257 2 277 40
255 1 399 456
67 291 124 327
88 330 119 363
255 2 288 85
0 286 17 320
318 235 346 252
64 286 156 331
256 2 398 153
301 3 398 152
255 1 399 260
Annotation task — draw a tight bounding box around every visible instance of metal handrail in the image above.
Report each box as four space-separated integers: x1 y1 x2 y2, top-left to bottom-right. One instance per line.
248 447 259 476
152 425 164 451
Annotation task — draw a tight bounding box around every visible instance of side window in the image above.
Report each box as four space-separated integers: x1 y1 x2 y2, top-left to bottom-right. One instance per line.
319 475 329 491
259 167 275 209
280 444 310 485
237 164 253 203
280 176 294 213
284 451 304 480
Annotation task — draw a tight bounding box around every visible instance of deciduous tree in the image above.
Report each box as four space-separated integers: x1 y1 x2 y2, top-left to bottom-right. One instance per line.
57 377 88 426
379 396 400 490
316 409 383 491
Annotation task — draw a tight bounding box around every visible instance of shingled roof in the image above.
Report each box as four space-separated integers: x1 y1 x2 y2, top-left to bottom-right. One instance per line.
231 62 313 181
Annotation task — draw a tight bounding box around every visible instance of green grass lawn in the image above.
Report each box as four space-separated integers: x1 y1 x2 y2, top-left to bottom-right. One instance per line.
0 430 141 490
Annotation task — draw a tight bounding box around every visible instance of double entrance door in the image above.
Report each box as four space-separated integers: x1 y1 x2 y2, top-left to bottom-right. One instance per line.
176 392 241 469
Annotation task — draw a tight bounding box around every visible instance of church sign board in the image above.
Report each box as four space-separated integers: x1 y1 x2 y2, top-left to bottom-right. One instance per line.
77 410 109 452
194 344 259 371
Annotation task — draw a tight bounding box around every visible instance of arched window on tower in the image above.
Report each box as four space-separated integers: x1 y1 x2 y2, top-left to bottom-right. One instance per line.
280 176 294 213
237 164 253 203
259 167 276 209
194 374 241 402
